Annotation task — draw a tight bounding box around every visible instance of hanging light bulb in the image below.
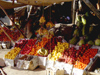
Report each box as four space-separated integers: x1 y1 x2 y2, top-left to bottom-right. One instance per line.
53 3 56 5
61 2 64 5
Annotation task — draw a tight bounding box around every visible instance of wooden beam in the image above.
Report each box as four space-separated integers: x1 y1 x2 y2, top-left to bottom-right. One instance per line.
17 0 72 6
82 0 100 19
44 4 52 10
72 0 77 24
0 4 26 38
0 25 15 45
27 5 33 19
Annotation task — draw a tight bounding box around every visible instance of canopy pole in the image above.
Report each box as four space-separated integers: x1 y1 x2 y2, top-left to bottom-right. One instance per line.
0 25 15 45
0 4 26 38
82 0 100 19
72 0 76 24
27 5 33 19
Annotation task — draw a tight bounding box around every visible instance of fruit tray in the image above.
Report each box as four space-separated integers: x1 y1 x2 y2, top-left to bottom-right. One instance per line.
19 38 39 55
84 55 100 75
91 46 100 53
14 38 29 49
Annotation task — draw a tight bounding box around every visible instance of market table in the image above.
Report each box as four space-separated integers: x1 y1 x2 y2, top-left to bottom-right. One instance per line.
0 49 46 75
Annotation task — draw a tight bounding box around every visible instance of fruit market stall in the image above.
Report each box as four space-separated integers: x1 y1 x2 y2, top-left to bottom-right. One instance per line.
0 0 100 75
2 36 100 75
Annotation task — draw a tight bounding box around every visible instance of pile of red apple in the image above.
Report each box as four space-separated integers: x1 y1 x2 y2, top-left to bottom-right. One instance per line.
15 39 28 49
20 39 37 54
59 44 91 64
0 27 24 41
44 36 62 53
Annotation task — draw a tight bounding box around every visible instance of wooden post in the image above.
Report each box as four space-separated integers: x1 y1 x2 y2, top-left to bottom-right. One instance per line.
27 5 33 19
97 0 100 10
71 1 73 23
72 0 78 24
0 25 15 45
12 0 14 5
72 0 75 24
82 0 100 19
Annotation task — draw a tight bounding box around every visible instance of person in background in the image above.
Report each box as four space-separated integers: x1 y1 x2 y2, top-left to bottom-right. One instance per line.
24 18 41 39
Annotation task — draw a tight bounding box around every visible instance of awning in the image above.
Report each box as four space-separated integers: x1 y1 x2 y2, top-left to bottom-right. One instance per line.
14 6 27 17
0 0 25 9
17 0 72 6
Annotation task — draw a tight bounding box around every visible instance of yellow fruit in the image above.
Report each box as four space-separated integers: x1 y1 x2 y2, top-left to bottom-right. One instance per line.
57 52 62 56
48 42 69 61
39 16 46 24
5 47 21 59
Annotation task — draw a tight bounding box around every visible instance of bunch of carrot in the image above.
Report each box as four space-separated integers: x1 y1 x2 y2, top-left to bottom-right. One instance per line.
74 49 98 70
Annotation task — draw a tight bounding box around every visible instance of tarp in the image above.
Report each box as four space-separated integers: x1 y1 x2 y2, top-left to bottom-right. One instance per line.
14 6 27 17
0 0 25 9
17 0 72 6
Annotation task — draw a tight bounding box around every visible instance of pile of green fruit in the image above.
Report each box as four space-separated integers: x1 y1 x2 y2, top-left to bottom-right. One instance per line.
69 12 100 46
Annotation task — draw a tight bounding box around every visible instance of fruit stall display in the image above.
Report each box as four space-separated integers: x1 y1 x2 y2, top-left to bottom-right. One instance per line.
60 44 91 64
19 36 63 56
0 27 24 41
74 48 98 70
5 47 21 59
20 39 37 55
3 32 100 75
2 10 100 74
2 15 100 74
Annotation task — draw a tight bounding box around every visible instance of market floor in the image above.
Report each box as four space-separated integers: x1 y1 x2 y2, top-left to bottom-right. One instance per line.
0 49 46 75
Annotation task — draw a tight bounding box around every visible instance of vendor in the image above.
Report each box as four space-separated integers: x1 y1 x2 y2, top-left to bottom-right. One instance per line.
24 18 40 39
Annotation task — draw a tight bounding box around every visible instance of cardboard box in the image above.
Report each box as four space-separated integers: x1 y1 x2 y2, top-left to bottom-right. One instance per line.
4 58 14 66
72 68 84 75
38 56 47 69
46 60 55 69
17 55 39 70
4 54 19 67
46 68 64 75
54 61 73 75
